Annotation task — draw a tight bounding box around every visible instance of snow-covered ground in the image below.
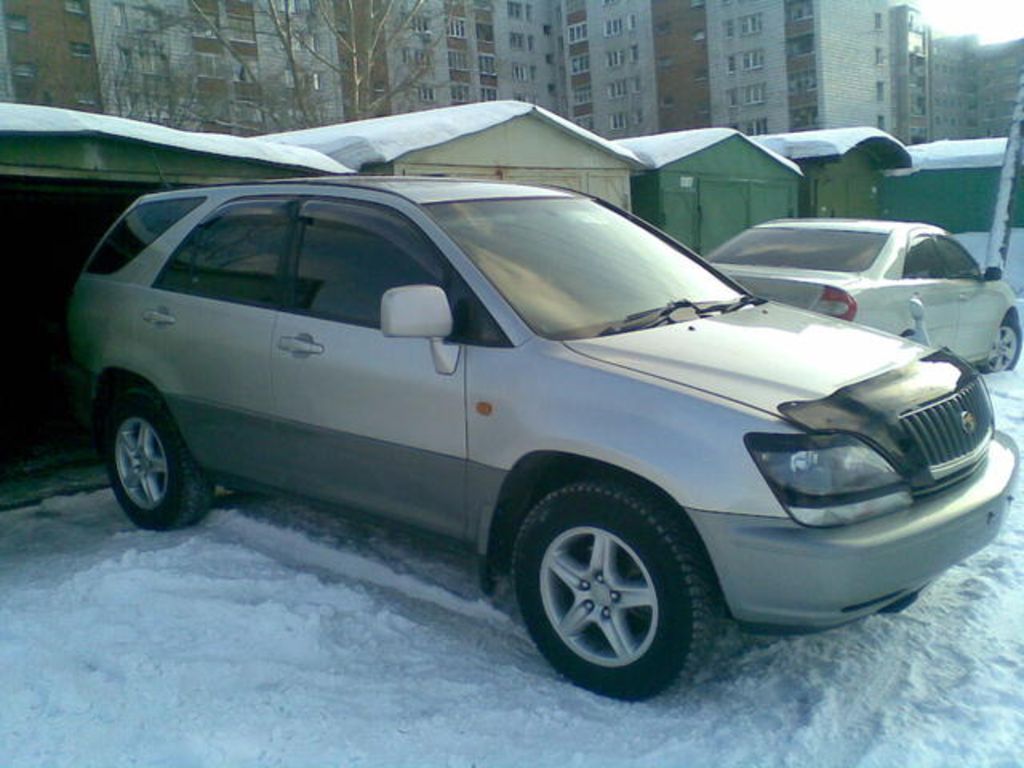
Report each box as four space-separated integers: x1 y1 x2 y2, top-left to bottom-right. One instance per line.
2 373 1022 768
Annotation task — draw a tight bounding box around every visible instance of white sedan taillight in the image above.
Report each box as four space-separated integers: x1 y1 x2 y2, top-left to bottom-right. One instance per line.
814 286 858 321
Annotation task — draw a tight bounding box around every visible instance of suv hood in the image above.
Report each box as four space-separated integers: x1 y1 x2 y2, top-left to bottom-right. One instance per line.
564 302 926 415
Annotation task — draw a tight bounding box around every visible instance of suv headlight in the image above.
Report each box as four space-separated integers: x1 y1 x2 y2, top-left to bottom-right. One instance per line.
745 433 911 527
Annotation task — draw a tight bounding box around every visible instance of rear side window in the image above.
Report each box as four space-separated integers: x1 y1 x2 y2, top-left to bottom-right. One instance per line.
706 228 889 273
156 200 292 307
87 197 205 275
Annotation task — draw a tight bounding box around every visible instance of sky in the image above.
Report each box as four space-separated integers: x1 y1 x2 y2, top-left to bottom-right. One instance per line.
917 0 1024 44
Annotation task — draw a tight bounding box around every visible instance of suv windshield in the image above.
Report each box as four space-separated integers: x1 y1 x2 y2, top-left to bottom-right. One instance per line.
706 227 889 273
427 197 740 340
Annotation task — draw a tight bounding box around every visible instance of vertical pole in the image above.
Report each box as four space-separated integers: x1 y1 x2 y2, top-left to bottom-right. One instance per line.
986 63 1024 271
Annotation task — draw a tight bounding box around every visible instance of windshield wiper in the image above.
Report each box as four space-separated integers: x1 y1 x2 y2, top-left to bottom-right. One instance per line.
695 294 766 315
597 295 765 337
598 299 701 336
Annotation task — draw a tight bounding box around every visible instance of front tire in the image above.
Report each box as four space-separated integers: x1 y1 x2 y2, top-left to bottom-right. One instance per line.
982 314 1021 373
513 481 719 700
106 388 211 530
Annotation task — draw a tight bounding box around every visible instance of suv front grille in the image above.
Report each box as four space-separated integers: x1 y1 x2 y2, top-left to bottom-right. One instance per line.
900 378 993 481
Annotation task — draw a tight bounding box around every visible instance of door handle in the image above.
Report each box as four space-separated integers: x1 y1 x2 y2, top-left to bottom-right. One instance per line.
277 333 324 356
142 308 176 326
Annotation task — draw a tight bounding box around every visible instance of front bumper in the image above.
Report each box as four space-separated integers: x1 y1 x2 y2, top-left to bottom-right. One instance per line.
689 431 1018 631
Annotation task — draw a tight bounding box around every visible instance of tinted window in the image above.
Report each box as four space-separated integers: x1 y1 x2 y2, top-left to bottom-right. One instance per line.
156 200 291 306
706 227 888 272
290 201 444 328
934 237 980 279
904 237 942 279
429 197 738 340
87 197 204 275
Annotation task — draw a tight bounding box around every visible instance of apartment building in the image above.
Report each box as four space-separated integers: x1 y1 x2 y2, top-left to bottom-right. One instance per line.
0 0 104 112
0 0 1019 143
389 0 561 117
552 0 658 137
978 38 1024 138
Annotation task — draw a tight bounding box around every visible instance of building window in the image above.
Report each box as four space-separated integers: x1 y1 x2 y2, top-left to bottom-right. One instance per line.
447 50 469 70
739 13 762 36
507 1 523 18
476 22 493 42
451 84 470 102
510 32 525 49
632 109 643 125
787 33 814 57
575 115 594 130
610 112 627 130
877 114 886 129
13 63 37 78
412 15 430 33
196 52 220 77
630 44 640 62
447 17 466 38
742 49 764 70
627 13 637 31
744 83 765 105
605 18 624 37
512 63 530 81
312 72 322 91
874 12 883 30
727 55 736 75
875 47 884 65
6 14 29 32
570 54 589 74
876 81 885 101
608 79 627 98
724 19 734 38
479 54 496 75
693 30 706 41
727 87 738 107
788 69 817 94
64 0 86 15
747 117 768 135
418 85 435 102
481 86 498 101
567 22 587 43
607 49 626 67
573 85 592 104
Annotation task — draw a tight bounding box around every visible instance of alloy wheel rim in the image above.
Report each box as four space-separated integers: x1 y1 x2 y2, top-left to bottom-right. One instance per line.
114 417 169 510
988 326 1018 372
539 526 659 668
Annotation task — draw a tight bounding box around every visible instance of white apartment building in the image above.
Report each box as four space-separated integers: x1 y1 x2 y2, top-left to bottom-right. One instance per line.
554 0 659 138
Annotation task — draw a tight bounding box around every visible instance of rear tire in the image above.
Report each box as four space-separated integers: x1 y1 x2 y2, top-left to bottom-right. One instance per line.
106 388 211 530
513 481 719 700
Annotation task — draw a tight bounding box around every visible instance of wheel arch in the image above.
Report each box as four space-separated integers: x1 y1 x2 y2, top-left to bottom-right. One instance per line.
92 368 161 453
481 451 719 595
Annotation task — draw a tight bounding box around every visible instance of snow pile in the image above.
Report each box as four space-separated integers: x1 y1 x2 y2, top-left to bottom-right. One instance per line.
262 100 642 170
0 104 353 175
615 128 802 175
955 228 1024 296
753 127 911 166
1 381 1022 766
908 138 1010 171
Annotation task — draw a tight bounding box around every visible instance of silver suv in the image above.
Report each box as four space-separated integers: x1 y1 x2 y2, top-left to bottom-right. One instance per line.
68 178 1018 700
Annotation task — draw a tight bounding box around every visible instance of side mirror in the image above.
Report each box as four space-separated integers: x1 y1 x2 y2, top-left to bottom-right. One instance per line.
983 266 1003 282
381 284 453 338
381 285 460 376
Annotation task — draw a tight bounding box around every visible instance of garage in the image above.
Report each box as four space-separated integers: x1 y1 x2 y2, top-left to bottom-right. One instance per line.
262 100 642 211
753 127 911 219
0 104 349 463
617 127 802 253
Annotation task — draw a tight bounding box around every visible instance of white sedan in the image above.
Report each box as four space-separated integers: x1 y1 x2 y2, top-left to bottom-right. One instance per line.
705 219 1021 372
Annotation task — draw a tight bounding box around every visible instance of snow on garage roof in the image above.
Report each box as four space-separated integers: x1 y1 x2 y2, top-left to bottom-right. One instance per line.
615 127 802 175
262 100 642 170
0 103 354 175
906 138 1010 171
752 127 911 167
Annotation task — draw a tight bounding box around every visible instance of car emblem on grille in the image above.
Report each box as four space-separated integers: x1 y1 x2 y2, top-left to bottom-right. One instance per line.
961 410 977 435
